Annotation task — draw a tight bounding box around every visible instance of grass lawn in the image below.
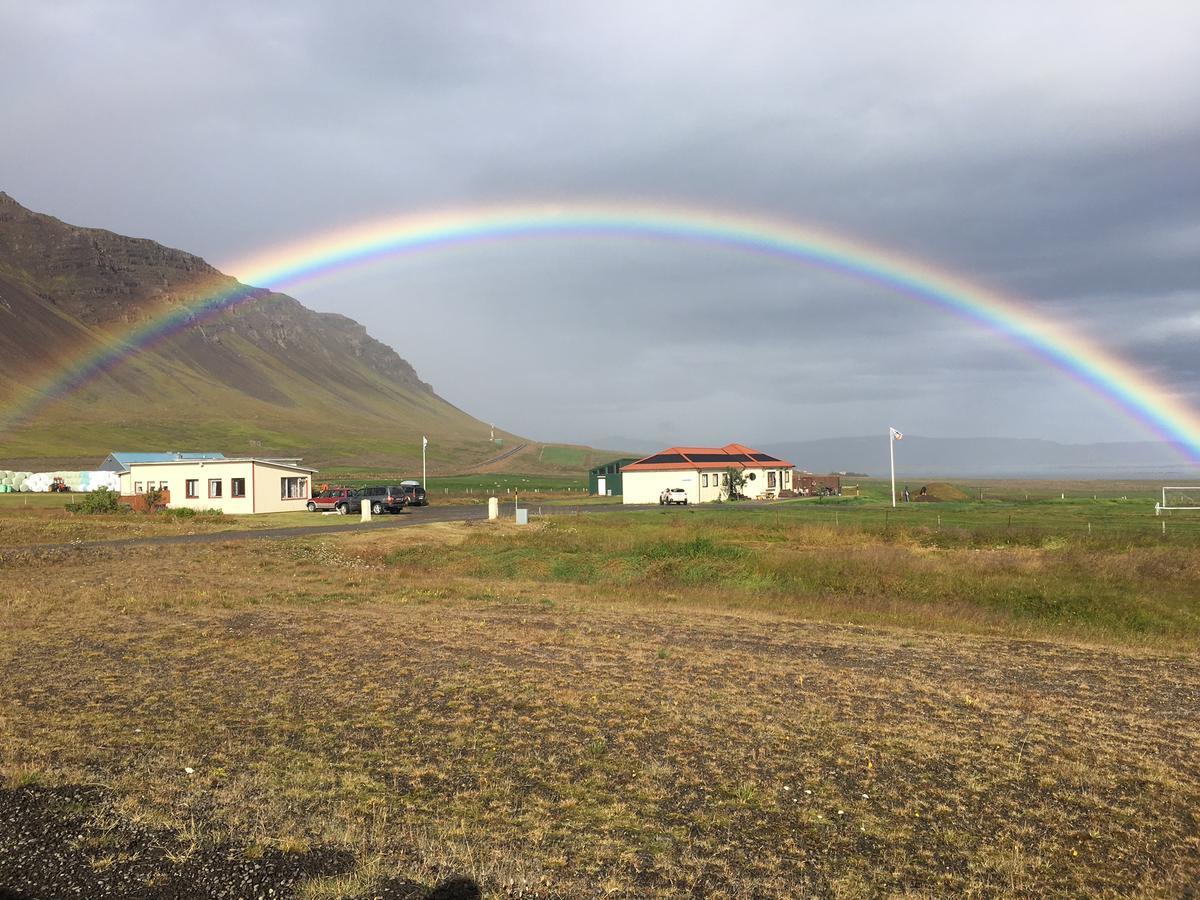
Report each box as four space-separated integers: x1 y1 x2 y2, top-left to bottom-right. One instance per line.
536 445 590 468
2 495 1199 896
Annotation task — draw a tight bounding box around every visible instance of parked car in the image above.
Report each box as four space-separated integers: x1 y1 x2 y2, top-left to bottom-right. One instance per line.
659 488 689 505
399 481 428 507
360 485 410 514
307 488 362 514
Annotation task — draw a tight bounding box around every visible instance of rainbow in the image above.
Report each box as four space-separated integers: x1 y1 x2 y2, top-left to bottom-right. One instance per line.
3 201 1198 462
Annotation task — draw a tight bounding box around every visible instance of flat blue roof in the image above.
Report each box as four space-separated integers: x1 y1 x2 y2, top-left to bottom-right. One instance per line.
101 451 225 472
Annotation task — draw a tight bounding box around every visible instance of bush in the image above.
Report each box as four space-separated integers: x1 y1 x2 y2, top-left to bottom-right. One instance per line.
161 507 226 519
74 487 123 514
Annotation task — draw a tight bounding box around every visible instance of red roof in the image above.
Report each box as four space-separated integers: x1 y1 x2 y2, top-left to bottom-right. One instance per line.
622 443 795 472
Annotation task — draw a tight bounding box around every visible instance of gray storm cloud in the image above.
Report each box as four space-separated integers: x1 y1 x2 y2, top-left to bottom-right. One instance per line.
2 0 1197 447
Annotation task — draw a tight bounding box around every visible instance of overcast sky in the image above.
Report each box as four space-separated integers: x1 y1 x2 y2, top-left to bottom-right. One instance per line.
3 1 1198 450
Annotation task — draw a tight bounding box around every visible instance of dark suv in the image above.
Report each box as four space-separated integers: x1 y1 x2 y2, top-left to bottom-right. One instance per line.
399 482 428 506
360 486 410 514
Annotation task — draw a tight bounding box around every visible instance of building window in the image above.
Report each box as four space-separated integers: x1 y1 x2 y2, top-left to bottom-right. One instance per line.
702 474 709 487
231 477 246 498
185 479 198 499
722 473 728 485
783 471 790 487
159 481 169 491
209 479 223 499
134 482 143 494
767 471 777 489
281 476 308 499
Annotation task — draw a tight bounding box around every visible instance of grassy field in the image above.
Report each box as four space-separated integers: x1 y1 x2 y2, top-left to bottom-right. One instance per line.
0 477 577 545
1 485 1199 896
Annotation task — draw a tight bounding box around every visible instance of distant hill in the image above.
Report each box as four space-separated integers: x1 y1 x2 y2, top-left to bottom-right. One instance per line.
0 192 545 471
760 435 1200 479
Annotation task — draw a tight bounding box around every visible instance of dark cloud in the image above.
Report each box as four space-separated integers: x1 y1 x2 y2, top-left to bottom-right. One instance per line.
2 1 1197 447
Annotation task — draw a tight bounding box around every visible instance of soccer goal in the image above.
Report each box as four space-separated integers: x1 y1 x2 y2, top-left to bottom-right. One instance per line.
1156 486 1200 515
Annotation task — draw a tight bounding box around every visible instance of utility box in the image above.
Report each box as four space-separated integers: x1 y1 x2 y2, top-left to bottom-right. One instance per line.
515 508 529 525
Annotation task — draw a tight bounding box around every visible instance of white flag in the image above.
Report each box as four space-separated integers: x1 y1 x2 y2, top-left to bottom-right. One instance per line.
890 428 903 441
422 435 428 449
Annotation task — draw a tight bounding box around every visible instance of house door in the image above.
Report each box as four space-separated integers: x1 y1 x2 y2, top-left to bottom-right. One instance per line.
597 476 606 495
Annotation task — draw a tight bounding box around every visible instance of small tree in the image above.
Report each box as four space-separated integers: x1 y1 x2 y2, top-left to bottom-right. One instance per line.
141 486 165 513
723 467 747 501
75 487 122 514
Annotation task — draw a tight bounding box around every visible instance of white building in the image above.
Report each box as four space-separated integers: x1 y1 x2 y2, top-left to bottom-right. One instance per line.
120 457 316 514
620 444 795 505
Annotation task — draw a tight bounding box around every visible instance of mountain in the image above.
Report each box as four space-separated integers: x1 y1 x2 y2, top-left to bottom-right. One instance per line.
0 192 530 470
759 435 1200 479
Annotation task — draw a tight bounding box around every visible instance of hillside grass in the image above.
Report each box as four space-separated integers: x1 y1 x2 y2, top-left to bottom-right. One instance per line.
384 506 1200 649
1 501 1198 896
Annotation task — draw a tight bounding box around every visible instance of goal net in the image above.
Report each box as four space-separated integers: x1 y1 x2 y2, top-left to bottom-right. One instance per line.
1157 486 1200 514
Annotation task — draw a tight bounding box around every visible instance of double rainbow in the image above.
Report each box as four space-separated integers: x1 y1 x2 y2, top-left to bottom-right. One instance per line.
3 201 1198 462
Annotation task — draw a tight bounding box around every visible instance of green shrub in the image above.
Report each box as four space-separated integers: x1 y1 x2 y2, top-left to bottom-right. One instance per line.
162 507 226 519
74 487 123 514
141 487 165 513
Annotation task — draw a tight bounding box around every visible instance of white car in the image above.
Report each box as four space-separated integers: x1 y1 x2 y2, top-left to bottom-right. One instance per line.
659 488 689 505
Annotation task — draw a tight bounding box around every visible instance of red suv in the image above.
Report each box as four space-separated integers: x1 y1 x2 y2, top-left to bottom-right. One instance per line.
307 488 362 514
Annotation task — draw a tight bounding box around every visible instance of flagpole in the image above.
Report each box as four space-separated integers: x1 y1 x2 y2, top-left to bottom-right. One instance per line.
422 436 427 490
889 429 896 508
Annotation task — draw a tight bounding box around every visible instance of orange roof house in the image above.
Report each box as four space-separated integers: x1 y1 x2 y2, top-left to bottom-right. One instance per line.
622 443 795 472
620 444 796 504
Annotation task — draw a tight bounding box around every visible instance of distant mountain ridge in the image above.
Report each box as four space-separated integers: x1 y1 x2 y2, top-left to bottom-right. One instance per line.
759 435 1200 479
0 191 517 468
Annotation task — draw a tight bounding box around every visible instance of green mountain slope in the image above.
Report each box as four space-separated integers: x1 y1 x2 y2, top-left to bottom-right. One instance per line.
0 192 530 470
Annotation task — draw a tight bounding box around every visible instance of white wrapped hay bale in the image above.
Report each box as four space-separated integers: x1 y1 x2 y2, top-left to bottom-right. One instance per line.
24 473 53 492
78 471 120 492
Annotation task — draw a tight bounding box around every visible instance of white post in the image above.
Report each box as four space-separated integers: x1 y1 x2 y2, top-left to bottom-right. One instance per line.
422 436 427 490
361 497 371 522
889 430 896 508
488 496 499 520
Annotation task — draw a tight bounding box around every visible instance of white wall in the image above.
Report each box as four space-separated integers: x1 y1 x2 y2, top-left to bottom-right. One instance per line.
622 467 795 504
622 469 699 505
252 464 314 514
125 460 314 514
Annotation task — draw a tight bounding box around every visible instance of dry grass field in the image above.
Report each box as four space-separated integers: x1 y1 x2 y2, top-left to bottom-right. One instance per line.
2 510 1199 897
